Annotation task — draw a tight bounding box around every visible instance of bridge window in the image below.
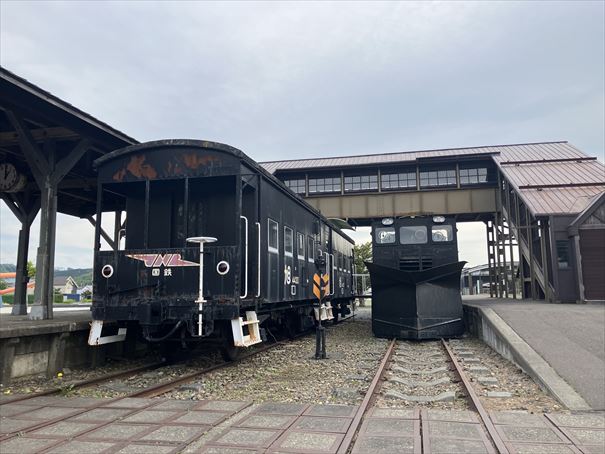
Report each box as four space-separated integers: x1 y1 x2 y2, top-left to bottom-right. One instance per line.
400 226 428 244
460 168 488 185
432 225 453 242
284 179 306 194
381 172 417 190
344 174 378 192
375 227 395 244
419 169 456 188
309 177 341 194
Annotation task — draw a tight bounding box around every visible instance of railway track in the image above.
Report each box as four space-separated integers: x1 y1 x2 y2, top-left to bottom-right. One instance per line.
337 337 565 454
0 315 356 442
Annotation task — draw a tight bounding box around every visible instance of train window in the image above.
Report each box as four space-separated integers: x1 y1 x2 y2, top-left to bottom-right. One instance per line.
399 226 427 244
431 225 453 242
284 227 294 257
307 236 315 263
268 219 279 253
375 227 395 244
297 233 305 260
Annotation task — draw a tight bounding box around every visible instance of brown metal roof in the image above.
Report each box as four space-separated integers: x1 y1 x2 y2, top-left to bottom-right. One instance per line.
260 141 586 173
260 141 605 217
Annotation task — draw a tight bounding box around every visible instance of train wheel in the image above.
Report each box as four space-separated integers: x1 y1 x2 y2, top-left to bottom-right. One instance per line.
218 322 241 362
220 342 241 362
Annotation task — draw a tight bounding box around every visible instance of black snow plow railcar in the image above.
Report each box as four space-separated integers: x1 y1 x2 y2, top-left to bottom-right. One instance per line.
88 139 354 359
366 216 465 340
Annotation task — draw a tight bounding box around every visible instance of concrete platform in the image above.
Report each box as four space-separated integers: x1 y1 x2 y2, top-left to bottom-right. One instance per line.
0 311 144 383
2 396 602 453
463 296 605 411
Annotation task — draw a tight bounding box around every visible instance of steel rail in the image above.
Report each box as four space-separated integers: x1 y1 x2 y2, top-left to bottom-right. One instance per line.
1 360 166 405
129 341 284 398
441 339 509 454
337 338 396 454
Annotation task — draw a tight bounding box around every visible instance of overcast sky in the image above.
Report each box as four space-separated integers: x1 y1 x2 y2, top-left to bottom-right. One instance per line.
1 1 604 269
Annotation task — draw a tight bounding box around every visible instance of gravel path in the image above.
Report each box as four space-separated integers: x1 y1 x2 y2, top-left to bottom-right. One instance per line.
449 337 562 413
164 315 389 405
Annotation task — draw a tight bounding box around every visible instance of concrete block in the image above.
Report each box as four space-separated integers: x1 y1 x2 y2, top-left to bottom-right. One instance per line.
360 418 415 436
122 410 181 424
0 436 60 453
565 428 605 445
384 390 456 403
171 410 229 425
304 404 357 418
254 402 307 416
478 376 498 385
195 400 250 413
468 366 490 373
115 444 177 454
506 443 576 454
487 391 512 398
490 411 547 427
547 413 605 429
70 408 132 422
141 425 208 443
0 338 19 383
83 422 155 441
430 438 490 454
425 410 479 423
428 421 484 439
368 407 417 419
212 428 281 448
45 440 117 454
30 421 99 437
273 430 343 453
352 435 415 454
291 416 352 433
498 425 565 443
235 414 297 429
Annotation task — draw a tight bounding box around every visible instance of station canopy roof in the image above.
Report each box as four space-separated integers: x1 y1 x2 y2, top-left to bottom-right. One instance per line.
261 141 605 217
0 66 138 217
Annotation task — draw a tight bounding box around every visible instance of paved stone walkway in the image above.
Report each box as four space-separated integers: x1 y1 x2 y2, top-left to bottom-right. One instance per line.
1 396 603 453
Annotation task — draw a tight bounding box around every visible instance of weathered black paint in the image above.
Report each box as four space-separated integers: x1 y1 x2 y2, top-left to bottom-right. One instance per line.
368 216 465 339
92 140 355 340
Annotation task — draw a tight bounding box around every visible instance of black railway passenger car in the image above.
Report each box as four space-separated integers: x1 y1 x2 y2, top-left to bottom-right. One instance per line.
366 216 465 340
88 140 354 357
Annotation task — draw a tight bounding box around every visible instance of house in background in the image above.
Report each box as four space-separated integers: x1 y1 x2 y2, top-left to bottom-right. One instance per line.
53 276 80 301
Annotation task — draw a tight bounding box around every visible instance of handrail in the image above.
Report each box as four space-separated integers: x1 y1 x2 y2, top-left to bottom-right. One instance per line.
324 251 331 295
240 216 248 299
255 221 261 298
330 253 335 295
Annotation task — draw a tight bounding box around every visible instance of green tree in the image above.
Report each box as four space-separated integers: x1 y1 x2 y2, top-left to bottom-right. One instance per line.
354 242 372 275
27 261 36 278
0 279 7 290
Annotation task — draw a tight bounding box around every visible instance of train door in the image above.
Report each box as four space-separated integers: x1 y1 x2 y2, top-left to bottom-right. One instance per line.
241 179 258 302
267 219 279 301
284 226 295 300
297 232 306 299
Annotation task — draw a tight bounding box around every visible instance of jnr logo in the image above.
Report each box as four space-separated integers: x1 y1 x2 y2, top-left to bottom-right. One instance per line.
126 254 198 268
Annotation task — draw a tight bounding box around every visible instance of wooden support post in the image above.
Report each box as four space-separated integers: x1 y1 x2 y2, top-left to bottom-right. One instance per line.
514 193 526 298
7 110 91 320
